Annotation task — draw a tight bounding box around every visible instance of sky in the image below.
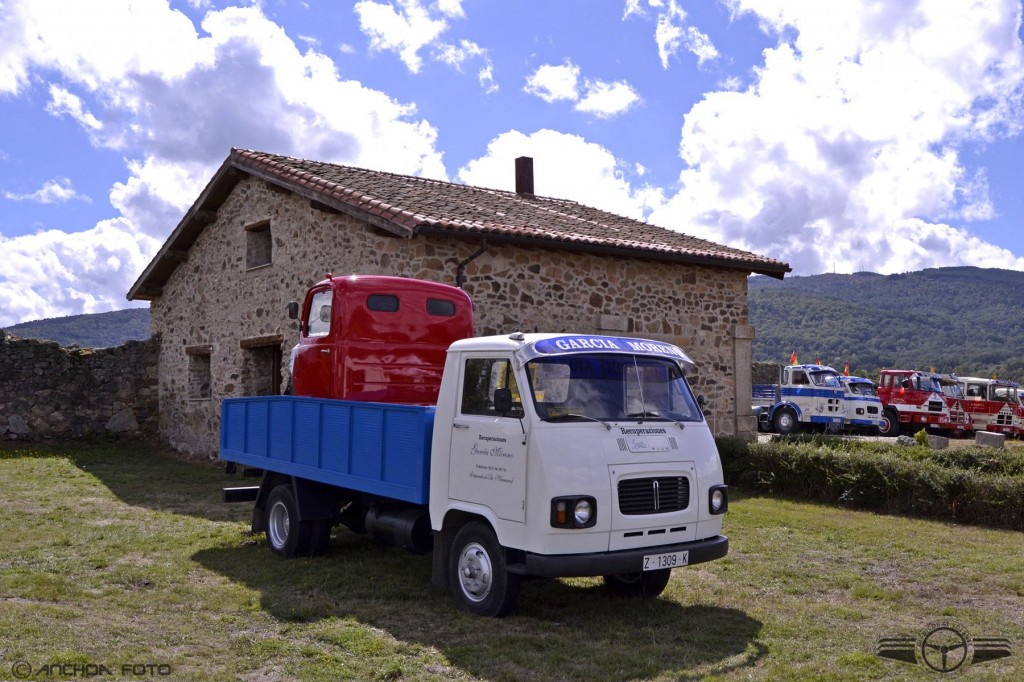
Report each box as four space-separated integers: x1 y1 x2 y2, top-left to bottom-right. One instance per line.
1 0 1024 327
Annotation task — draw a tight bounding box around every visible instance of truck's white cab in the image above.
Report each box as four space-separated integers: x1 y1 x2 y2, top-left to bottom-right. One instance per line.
428 333 728 615
838 376 885 433
753 364 845 435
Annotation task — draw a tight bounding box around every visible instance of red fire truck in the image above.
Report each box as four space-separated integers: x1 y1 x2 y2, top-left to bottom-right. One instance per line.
876 369 955 437
959 377 1022 437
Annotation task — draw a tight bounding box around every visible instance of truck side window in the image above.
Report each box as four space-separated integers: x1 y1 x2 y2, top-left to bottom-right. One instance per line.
461 358 522 417
426 298 456 316
367 294 399 312
307 290 332 337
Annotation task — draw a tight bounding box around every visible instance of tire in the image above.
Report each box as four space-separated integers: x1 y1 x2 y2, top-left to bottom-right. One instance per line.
448 521 520 617
773 408 799 435
878 409 900 437
265 484 313 557
603 569 672 598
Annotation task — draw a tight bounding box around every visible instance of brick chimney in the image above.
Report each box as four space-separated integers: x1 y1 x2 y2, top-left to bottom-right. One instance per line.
515 156 534 195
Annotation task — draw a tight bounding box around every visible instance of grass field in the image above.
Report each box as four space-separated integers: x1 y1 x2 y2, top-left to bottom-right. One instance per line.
0 443 1020 681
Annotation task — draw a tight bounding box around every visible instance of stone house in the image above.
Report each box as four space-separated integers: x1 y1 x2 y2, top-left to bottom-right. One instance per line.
127 149 790 455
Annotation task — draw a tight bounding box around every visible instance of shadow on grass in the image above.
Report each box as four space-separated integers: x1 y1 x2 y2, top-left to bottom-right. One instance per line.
0 442 246 524
194 534 765 681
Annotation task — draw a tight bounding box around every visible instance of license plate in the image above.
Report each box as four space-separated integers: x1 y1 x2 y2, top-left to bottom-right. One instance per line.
643 550 688 571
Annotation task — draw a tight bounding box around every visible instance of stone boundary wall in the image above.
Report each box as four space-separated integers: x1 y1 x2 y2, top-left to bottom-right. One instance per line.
0 331 160 441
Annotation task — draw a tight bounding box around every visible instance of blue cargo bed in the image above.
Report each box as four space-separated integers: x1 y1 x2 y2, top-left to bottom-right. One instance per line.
219 396 435 504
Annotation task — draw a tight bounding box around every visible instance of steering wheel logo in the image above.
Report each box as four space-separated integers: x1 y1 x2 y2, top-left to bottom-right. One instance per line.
920 626 969 673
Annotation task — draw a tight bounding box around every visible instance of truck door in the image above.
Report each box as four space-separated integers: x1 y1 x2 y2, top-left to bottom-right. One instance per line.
292 287 335 397
448 356 528 523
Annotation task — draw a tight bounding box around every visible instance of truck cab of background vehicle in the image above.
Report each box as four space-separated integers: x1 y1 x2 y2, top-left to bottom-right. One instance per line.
960 377 1021 436
752 364 845 435
290 274 473 403
838 376 885 434
936 373 973 437
876 369 952 437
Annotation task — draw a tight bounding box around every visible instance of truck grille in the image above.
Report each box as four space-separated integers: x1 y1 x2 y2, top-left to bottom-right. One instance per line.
618 476 690 515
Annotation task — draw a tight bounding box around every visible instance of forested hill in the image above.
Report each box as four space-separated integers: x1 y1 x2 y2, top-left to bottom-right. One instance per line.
3 307 150 349
748 266 1024 378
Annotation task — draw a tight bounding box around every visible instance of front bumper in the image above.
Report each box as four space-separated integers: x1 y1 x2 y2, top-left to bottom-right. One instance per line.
517 534 728 578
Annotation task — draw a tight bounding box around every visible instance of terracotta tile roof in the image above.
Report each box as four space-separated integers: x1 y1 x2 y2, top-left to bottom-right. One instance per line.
127 148 789 300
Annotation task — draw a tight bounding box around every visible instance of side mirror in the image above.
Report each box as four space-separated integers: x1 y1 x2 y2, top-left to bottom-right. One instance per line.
493 388 513 415
286 301 300 320
696 395 707 412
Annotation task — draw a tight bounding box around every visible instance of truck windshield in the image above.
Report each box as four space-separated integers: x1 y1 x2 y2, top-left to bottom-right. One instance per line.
940 382 964 399
845 382 876 396
913 375 942 392
809 370 841 387
525 354 703 423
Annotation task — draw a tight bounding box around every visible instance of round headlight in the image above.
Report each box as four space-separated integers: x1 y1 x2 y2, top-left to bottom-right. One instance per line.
710 489 725 513
574 499 593 526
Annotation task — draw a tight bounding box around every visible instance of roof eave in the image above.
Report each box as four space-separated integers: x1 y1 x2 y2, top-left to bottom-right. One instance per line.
126 156 244 301
415 224 792 279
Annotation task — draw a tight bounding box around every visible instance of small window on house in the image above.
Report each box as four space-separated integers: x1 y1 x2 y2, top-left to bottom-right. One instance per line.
427 298 456 316
367 294 399 312
187 350 212 400
245 219 272 269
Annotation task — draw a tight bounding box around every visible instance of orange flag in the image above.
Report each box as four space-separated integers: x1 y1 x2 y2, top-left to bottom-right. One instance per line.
843 361 849 376
789 352 797 364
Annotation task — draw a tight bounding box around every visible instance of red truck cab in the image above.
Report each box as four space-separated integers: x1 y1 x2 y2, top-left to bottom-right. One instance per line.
876 369 951 436
290 275 473 404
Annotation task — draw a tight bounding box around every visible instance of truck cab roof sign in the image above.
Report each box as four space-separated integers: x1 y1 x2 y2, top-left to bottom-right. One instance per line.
530 335 693 365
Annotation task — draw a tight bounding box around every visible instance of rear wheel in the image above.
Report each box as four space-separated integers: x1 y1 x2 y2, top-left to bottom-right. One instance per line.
448 522 520 617
878 408 900 437
603 569 672 598
265 485 313 557
773 408 799 435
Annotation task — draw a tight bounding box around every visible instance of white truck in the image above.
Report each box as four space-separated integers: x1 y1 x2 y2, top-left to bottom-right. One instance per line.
221 331 729 616
838 376 885 434
752 364 845 435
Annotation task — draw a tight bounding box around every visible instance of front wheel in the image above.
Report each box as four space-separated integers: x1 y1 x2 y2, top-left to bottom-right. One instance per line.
448 522 520 617
603 569 671 598
773 408 799 435
878 409 900 437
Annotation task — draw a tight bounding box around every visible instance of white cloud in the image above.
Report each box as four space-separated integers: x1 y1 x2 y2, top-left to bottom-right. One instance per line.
435 39 497 93
458 129 664 223
524 61 580 103
650 0 1024 274
627 0 718 68
576 80 641 118
354 0 450 73
0 220 158 327
45 84 102 131
3 178 90 204
525 62 639 118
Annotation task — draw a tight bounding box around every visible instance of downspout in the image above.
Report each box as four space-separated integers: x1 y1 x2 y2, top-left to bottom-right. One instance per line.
455 239 488 289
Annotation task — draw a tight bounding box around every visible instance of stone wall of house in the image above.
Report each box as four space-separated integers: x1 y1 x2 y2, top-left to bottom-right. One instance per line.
150 176 757 455
0 331 160 441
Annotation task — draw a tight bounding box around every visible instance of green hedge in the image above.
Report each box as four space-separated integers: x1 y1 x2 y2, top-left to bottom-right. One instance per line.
716 435 1024 530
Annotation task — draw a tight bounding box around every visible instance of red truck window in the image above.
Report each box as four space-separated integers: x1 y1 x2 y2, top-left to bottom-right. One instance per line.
367 294 399 312
427 298 456 316
307 290 332 337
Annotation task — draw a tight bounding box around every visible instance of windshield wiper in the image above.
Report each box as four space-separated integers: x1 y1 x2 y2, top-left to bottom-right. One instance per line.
546 413 612 430
626 410 686 430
